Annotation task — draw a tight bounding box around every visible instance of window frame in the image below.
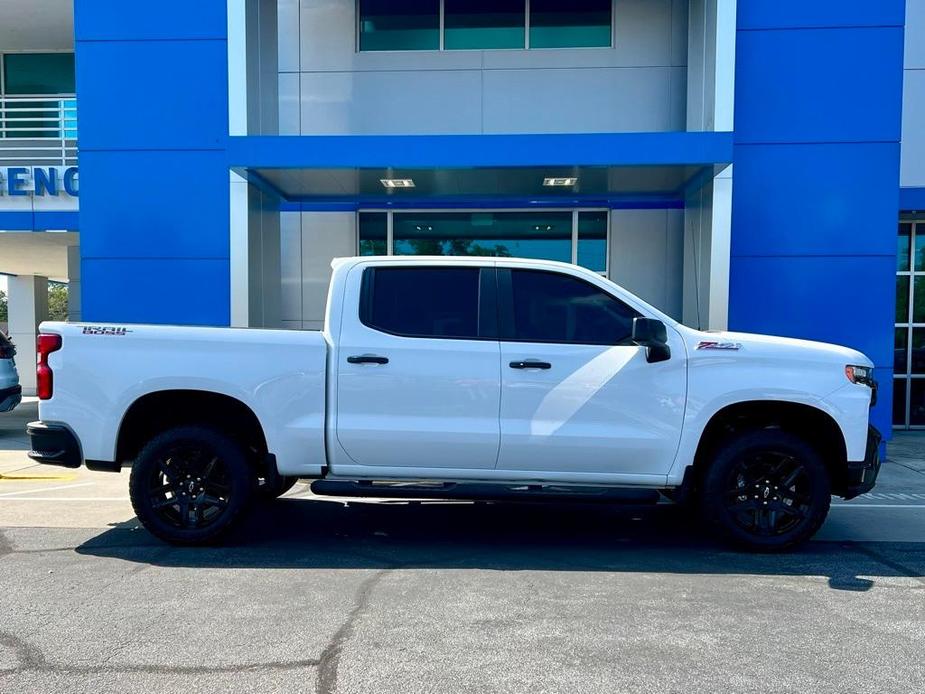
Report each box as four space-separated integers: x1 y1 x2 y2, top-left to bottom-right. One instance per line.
496 267 640 346
359 265 499 341
355 0 614 53
895 218 925 429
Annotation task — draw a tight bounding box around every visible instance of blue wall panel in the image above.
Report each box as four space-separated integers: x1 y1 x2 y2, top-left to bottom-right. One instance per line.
731 143 900 257
731 4 905 434
0 211 79 231
729 255 896 367
77 40 227 151
229 132 734 169
735 27 904 144
82 258 230 326
75 0 230 326
737 1 905 30
74 0 227 41
900 187 925 211
79 151 230 258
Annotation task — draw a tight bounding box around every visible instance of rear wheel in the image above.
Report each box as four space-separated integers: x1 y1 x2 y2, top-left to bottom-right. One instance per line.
129 426 255 545
700 430 831 551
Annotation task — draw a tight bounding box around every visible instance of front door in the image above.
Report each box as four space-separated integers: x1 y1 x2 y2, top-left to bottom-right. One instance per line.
495 267 686 477
335 264 502 469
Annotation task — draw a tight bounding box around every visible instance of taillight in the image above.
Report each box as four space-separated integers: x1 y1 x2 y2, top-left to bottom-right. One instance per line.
36 333 62 400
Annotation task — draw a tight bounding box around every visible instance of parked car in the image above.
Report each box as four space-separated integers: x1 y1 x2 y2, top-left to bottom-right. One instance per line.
0 331 21 413
26 257 881 550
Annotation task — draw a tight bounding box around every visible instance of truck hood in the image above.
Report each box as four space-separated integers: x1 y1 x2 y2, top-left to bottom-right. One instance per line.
691 330 873 368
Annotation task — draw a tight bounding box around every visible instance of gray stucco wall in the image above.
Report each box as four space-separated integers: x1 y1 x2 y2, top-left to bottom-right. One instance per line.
280 210 357 329
609 209 684 319
278 0 689 135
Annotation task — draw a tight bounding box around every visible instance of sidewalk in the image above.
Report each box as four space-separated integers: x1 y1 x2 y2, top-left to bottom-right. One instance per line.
886 430 925 474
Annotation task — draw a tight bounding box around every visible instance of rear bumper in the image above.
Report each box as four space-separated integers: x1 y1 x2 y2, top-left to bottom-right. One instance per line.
27 421 83 468
841 426 882 500
27 421 121 472
0 384 21 413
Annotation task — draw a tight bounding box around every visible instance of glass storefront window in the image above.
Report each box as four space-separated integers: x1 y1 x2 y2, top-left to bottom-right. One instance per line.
3 53 75 94
915 225 925 271
910 380 925 426
896 327 909 373
358 0 440 51
358 209 608 270
577 210 607 273
358 212 387 255
897 275 910 324
1 53 77 139
392 211 573 261
898 223 912 271
357 0 613 52
529 0 612 49
444 0 524 49
894 220 925 428
914 277 925 323
912 329 925 375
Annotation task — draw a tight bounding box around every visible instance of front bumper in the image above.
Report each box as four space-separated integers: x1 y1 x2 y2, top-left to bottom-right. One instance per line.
27 421 82 469
841 425 882 500
0 384 21 413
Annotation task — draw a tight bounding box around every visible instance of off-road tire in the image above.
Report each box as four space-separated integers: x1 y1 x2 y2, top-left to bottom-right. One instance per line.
700 429 831 552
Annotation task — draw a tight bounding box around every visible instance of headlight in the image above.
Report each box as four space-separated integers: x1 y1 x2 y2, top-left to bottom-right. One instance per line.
845 365 874 386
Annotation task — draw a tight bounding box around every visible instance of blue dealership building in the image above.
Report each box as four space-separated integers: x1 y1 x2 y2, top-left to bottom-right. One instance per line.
0 0 922 437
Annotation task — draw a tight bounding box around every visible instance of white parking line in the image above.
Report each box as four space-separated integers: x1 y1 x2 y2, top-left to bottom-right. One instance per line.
831 504 925 509
0 497 127 501
0 482 95 498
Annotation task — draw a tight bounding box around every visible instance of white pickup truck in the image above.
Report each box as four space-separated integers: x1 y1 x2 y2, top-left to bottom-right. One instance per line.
27 256 881 550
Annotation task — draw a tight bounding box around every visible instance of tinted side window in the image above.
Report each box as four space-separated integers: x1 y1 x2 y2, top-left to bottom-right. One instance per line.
363 267 481 339
509 269 639 345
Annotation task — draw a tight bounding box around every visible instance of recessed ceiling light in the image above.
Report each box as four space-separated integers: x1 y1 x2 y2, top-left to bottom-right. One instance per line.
380 178 415 188
543 177 578 187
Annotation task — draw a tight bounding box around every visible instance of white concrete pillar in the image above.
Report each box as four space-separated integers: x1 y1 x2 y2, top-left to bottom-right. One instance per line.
8 275 48 395
67 245 81 322
682 168 733 331
229 173 282 329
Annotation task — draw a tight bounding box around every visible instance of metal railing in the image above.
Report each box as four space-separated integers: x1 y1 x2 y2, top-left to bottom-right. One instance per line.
0 95 77 167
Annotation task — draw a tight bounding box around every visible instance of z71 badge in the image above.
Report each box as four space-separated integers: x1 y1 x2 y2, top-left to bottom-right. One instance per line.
696 340 741 351
82 326 133 336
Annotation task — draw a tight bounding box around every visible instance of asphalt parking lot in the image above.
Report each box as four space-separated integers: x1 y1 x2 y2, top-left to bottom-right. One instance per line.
1 400 923 693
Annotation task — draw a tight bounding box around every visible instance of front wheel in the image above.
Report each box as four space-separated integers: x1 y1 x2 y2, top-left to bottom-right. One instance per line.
129 426 255 545
700 430 831 552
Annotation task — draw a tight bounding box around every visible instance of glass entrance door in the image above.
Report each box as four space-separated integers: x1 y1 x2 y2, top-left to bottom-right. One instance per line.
358 209 608 274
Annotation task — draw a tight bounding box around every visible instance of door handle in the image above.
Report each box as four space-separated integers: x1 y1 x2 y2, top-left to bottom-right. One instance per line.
347 354 389 365
509 360 551 370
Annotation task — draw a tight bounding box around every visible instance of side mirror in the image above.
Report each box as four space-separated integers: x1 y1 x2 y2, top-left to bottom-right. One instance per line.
632 317 671 363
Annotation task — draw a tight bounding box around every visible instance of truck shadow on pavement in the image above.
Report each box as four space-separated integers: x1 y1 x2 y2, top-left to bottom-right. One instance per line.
74 496 925 592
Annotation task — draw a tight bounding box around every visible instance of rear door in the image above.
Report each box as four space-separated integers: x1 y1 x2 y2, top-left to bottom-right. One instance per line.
496 267 686 477
334 263 502 470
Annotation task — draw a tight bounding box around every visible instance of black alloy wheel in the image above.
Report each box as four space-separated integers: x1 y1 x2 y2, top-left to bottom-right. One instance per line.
700 429 831 551
724 450 811 537
147 444 231 529
129 426 255 545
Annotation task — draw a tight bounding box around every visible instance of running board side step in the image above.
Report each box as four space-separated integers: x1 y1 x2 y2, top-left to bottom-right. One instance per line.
309 480 660 504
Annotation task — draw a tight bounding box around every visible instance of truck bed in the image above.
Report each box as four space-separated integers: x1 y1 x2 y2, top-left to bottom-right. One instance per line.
37 322 329 476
